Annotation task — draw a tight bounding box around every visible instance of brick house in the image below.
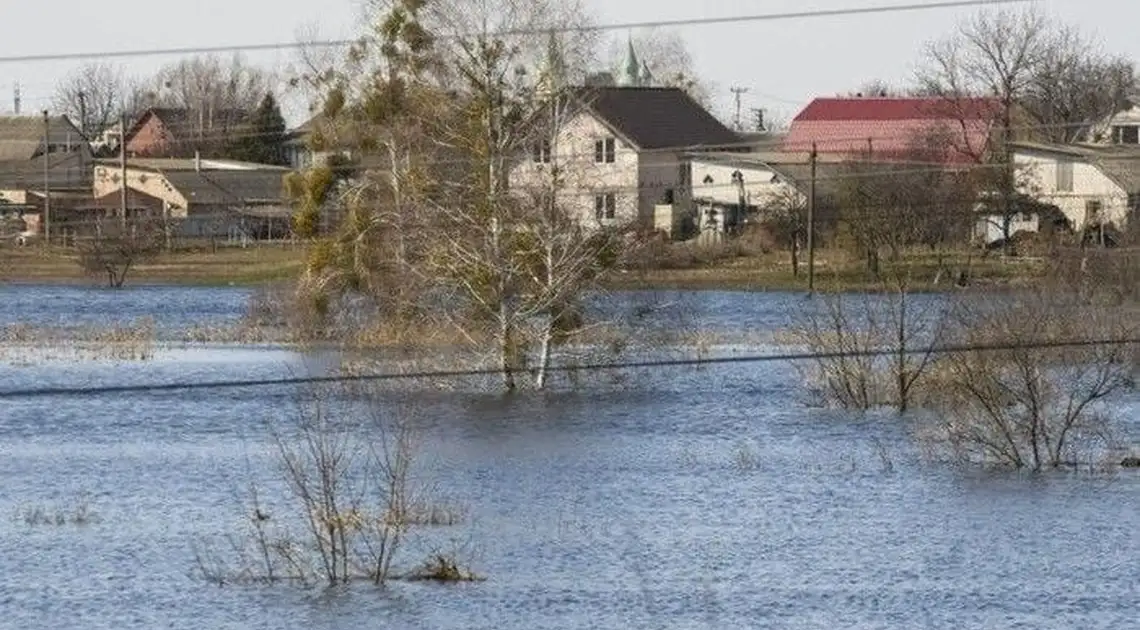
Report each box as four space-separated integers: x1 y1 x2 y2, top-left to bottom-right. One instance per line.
123 107 251 158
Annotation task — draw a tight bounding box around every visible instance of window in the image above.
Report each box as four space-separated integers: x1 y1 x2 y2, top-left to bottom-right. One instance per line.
1113 125 1139 144
1056 160 1073 192
594 137 615 163
531 139 551 163
594 193 616 220
1086 200 1103 223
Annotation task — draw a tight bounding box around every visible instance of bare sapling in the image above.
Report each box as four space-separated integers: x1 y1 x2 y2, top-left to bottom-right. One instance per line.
921 287 1136 470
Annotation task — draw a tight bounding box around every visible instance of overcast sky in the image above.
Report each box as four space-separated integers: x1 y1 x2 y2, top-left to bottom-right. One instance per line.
1 0 1136 127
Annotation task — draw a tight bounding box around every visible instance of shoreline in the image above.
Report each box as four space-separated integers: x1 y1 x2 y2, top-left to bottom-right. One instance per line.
0 244 1046 292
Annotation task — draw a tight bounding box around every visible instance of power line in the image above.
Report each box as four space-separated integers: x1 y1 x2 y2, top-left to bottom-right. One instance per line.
0 0 1032 65
0 335 1134 399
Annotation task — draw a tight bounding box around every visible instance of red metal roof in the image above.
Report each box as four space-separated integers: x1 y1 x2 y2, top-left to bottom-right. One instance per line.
792 97 1002 122
783 97 1002 163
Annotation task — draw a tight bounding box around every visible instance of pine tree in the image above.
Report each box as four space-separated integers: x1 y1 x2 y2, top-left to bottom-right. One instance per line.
227 93 287 165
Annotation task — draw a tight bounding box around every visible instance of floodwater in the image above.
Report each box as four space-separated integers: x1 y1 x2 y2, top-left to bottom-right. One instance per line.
0 285 1137 629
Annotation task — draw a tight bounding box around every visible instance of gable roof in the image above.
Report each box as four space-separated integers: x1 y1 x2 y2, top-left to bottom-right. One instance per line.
0 116 88 161
124 107 252 144
793 97 1003 122
571 87 740 150
1011 140 1140 194
784 97 1004 162
0 152 91 190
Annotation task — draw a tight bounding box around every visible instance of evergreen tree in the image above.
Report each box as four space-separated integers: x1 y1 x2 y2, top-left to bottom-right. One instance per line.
227 92 287 165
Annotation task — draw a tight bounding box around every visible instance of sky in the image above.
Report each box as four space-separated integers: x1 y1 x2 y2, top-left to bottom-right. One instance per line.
1 0 1138 128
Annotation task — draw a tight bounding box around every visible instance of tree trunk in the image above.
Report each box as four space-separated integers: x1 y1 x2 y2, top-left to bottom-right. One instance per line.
790 234 800 277
497 311 516 391
534 318 554 390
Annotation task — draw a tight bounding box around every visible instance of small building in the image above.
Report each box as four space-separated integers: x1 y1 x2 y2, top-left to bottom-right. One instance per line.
687 151 847 237
89 157 291 242
1010 141 1140 236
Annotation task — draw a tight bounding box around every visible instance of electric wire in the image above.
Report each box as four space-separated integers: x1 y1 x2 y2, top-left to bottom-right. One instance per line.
0 0 1033 65
0 335 1135 399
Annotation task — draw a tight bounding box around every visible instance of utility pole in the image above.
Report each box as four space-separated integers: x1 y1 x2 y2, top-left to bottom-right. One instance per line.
13 82 20 115
120 112 128 229
730 86 749 132
807 142 817 295
41 109 51 247
77 91 88 138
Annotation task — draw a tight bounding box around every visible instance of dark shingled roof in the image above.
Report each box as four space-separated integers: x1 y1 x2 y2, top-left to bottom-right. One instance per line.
572 87 740 150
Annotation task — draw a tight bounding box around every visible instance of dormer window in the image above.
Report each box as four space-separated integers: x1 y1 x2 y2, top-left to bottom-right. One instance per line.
594 137 615 163
531 139 551 163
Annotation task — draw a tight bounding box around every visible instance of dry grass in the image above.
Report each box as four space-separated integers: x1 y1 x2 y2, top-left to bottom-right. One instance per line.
609 246 1045 292
0 318 156 363
0 244 305 286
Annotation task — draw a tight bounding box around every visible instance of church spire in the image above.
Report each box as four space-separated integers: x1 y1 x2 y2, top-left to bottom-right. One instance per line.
536 29 566 98
617 35 641 87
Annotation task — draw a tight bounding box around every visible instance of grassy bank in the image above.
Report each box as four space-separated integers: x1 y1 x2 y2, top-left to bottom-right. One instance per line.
606 248 1045 292
0 243 1043 291
0 245 305 286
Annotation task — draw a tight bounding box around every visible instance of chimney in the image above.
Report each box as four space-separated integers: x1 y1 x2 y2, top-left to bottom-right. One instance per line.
194 150 201 172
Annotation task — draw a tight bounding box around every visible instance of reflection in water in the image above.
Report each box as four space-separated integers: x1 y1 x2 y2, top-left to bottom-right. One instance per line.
0 285 1138 629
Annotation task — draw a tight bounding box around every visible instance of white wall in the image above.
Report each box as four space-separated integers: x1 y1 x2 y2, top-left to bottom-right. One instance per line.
974 213 1040 245
1014 151 1128 229
510 110 639 227
93 165 189 218
637 151 686 224
689 160 803 209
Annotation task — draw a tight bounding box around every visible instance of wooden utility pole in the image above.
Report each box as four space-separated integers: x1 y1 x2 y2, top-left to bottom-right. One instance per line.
807 142 817 294
42 111 50 247
120 112 129 229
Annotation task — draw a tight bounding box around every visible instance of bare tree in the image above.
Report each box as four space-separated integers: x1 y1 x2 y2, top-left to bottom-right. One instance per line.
759 187 807 277
77 218 165 288
917 7 1137 248
606 28 714 107
923 288 1136 470
52 63 128 138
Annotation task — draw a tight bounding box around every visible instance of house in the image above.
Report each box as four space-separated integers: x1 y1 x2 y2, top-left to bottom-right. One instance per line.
1008 141 1140 238
0 115 93 235
281 115 348 170
1089 104 1140 145
123 107 251 158
88 157 291 241
510 86 741 229
782 96 1024 163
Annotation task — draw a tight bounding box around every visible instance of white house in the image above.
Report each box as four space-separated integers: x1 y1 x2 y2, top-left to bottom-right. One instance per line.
1011 141 1139 234
510 41 741 231
685 151 852 236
